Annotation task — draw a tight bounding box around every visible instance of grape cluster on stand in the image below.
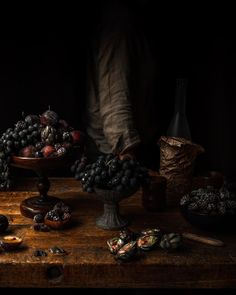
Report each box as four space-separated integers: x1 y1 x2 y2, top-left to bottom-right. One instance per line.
71 153 150 193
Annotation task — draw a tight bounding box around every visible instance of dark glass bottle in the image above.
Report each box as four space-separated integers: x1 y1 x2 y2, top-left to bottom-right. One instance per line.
167 78 191 140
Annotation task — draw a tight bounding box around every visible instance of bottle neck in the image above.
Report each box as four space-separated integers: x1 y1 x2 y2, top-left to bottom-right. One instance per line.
174 78 187 114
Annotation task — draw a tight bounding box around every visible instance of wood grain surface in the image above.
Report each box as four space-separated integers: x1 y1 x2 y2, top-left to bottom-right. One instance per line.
0 178 236 288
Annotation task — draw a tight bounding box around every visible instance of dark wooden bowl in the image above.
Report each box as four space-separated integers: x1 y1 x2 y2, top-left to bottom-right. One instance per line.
180 206 236 231
11 153 73 172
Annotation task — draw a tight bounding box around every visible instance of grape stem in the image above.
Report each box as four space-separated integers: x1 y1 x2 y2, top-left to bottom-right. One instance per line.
105 156 118 167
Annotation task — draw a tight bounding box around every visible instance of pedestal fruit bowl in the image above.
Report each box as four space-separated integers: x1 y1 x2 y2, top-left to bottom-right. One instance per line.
94 186 138 230
11 152 76 218
72 154 150 230
0 108 84 218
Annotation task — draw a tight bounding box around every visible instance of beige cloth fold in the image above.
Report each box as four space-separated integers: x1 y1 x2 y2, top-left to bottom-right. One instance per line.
86 14 156 156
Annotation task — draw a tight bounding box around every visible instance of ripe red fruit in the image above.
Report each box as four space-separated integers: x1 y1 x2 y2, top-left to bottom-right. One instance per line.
40 110 59 126
41 145 56 158
70 130 83 145
19 145 36 158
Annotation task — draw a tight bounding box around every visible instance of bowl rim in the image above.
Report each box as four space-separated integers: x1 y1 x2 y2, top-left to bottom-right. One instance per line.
44 217 71 223
11 146 80 161
180 204 236 218
44 216 71 229
11 153 68 161
180 205 209 216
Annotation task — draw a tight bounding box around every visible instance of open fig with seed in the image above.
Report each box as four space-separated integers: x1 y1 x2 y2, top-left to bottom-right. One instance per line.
140 228 162 239
119 228 136 243
107 237 124 254
137 235 158 251
115 241 137 261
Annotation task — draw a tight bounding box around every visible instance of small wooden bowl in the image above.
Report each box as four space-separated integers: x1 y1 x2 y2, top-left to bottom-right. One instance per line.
0 236 23 251
44 217 71 230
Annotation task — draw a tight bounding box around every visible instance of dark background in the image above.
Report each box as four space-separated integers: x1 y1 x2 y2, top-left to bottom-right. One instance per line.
0 1 235 179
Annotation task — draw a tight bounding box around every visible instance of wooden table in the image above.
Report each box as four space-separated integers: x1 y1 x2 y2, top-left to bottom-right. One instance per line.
0 178 236 288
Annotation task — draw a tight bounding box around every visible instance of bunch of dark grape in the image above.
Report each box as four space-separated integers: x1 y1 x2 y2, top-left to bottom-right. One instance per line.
71 154 150 193
180 185 236 216
0 115 41 190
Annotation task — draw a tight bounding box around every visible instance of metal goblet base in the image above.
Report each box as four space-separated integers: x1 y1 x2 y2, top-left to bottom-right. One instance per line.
20 196 60 219
96 203 129 230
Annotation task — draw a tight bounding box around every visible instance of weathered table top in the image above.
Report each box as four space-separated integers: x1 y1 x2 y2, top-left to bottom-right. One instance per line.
0 178 236 288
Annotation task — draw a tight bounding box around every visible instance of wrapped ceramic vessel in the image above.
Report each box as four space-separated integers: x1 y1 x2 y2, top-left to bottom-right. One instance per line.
159 136 204 206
